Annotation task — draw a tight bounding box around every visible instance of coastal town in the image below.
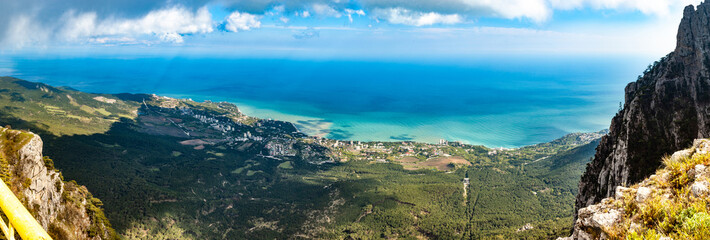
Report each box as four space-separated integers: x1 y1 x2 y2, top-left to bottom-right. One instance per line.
140 95 606 170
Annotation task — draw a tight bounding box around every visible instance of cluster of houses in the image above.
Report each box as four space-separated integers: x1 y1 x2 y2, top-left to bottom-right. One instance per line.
307 136 464 162
178 107 240 135
487 147 511 155
264 139 297 157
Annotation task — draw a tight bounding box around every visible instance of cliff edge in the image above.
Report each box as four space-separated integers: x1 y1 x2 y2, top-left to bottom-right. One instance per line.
568 139 710 239
576 2 710 216
0 127 115 239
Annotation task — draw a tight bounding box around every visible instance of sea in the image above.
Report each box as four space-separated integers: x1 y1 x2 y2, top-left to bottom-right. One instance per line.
0 55 654 147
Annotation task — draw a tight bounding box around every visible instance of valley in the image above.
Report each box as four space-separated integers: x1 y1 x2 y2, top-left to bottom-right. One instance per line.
0 77 603 239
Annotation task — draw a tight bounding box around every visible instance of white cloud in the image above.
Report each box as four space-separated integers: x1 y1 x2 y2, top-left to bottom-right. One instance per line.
0 0 705 50
361 0 701 24
60 11 98 41
361 0 551 23
2 15 50 48
312 4 342 18
56 6 214 44
477 0 551 23
159 32 184 43
547 0 699 16
89 36 138 45
99 6 213 36
273 5 286 13
373 8 463 26
344 9 366 23
225 11 261 32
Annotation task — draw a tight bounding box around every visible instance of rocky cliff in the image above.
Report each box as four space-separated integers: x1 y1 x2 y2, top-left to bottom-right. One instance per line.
0 127 115 240
568 139 710 239
576 2 710 216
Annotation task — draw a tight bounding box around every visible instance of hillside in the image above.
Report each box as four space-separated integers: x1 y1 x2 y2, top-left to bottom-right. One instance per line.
569 139 710 239
0 77 139 136
577 2 710 216
0 127 115 239
0 76 603 239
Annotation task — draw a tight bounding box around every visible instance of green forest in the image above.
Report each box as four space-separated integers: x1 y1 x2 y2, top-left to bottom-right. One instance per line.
0 77 600 239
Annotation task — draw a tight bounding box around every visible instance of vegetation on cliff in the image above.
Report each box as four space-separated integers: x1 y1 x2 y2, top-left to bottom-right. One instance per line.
0 127 116 239
571 139 710 239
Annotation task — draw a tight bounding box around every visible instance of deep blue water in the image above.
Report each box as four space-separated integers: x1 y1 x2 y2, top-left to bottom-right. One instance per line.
0 56 651 147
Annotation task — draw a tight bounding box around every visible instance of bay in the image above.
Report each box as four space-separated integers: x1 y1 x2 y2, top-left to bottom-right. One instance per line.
0 56 650 147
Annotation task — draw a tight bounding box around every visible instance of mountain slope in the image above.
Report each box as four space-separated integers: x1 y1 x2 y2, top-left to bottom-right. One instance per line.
0 77 139 136
576 2 710 215
0 127 115 239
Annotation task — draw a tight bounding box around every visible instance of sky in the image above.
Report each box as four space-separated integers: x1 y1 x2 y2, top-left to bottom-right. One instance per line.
0 0 704 60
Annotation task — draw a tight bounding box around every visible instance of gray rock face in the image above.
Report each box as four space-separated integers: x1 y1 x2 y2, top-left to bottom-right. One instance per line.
15 134 64 229
576 2 710 217
0 127 114 239
573 201 622 240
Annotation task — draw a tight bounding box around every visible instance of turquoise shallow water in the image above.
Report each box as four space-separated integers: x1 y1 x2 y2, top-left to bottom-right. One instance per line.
0 56 652 147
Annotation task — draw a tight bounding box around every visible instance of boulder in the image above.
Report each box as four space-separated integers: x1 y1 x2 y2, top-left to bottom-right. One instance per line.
691 180 709 197
615 186 630 199
635 187 652 203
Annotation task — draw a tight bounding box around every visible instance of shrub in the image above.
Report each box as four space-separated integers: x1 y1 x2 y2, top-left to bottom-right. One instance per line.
681 212 710 239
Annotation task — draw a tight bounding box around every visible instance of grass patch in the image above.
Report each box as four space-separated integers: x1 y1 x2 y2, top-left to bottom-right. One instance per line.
277 161 293 169
207 151 225 157
80 105 112 116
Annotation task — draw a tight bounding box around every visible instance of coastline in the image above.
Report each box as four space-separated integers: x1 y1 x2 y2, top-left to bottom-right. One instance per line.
159 92 607 150
0 57 631 148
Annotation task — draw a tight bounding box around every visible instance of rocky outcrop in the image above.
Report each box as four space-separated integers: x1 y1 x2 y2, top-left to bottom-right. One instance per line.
0 127 115 240
15 133 63 229
568 139 710 239
576 2 710 217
